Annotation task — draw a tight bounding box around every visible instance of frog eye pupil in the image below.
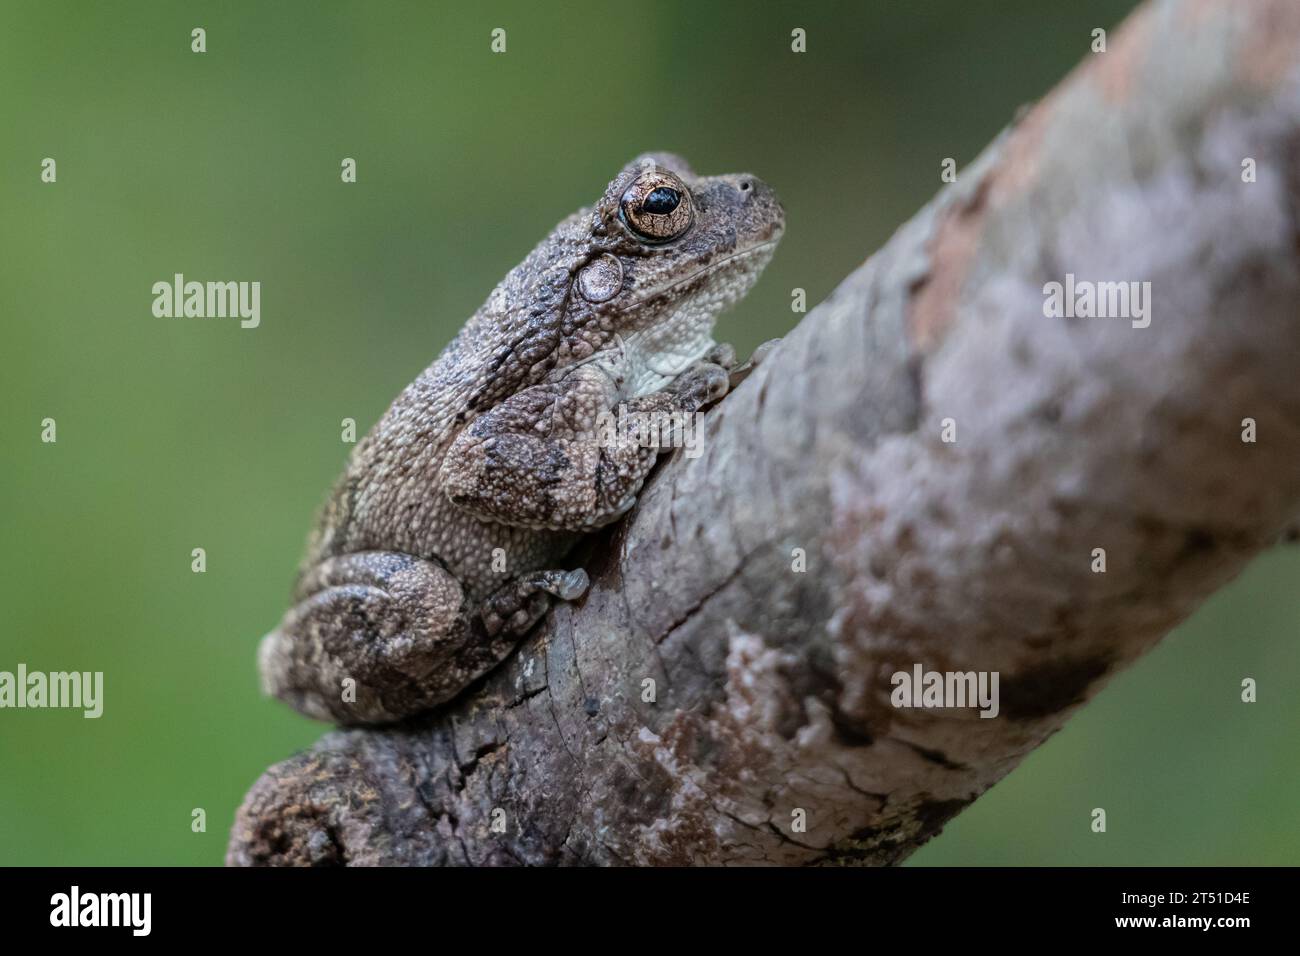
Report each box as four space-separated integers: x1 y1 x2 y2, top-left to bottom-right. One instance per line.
642 187 680 216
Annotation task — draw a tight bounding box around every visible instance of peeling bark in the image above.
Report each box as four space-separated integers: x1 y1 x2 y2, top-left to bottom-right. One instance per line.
228 0 1300 866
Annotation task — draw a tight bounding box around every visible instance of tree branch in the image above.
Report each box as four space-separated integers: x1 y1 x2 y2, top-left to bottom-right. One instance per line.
228 0 1300 866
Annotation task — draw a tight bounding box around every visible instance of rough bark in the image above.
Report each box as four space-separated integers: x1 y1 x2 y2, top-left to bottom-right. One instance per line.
228 0 1300 866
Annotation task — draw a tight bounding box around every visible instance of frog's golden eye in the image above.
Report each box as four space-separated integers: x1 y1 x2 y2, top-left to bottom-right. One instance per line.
620 174 693 243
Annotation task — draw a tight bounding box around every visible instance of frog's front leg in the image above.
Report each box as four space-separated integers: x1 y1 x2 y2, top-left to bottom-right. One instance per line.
440 358 729 531
258 551 582 725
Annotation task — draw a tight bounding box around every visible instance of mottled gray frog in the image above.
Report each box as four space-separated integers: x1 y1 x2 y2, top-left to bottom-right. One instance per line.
259 153 784 724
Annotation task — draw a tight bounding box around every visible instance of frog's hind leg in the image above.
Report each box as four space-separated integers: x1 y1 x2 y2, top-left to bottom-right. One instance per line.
258 551 470 725
259 554 589 725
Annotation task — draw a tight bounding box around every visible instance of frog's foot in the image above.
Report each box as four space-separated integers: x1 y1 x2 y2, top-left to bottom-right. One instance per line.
703 341 738 370
478 568 590 638
728 337 781 389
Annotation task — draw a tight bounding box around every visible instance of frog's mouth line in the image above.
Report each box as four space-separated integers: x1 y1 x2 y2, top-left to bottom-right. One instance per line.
613 237 781 315
562 234 781 387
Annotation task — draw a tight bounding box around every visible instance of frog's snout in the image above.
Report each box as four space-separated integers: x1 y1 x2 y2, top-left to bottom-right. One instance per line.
731 174 785 245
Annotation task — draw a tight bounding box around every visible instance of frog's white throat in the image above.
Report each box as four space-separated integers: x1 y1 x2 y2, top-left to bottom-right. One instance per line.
611 311 717 399
597 236 778 398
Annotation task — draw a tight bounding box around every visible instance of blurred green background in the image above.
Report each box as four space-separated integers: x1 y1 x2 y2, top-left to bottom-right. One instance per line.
2 0 1295 866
